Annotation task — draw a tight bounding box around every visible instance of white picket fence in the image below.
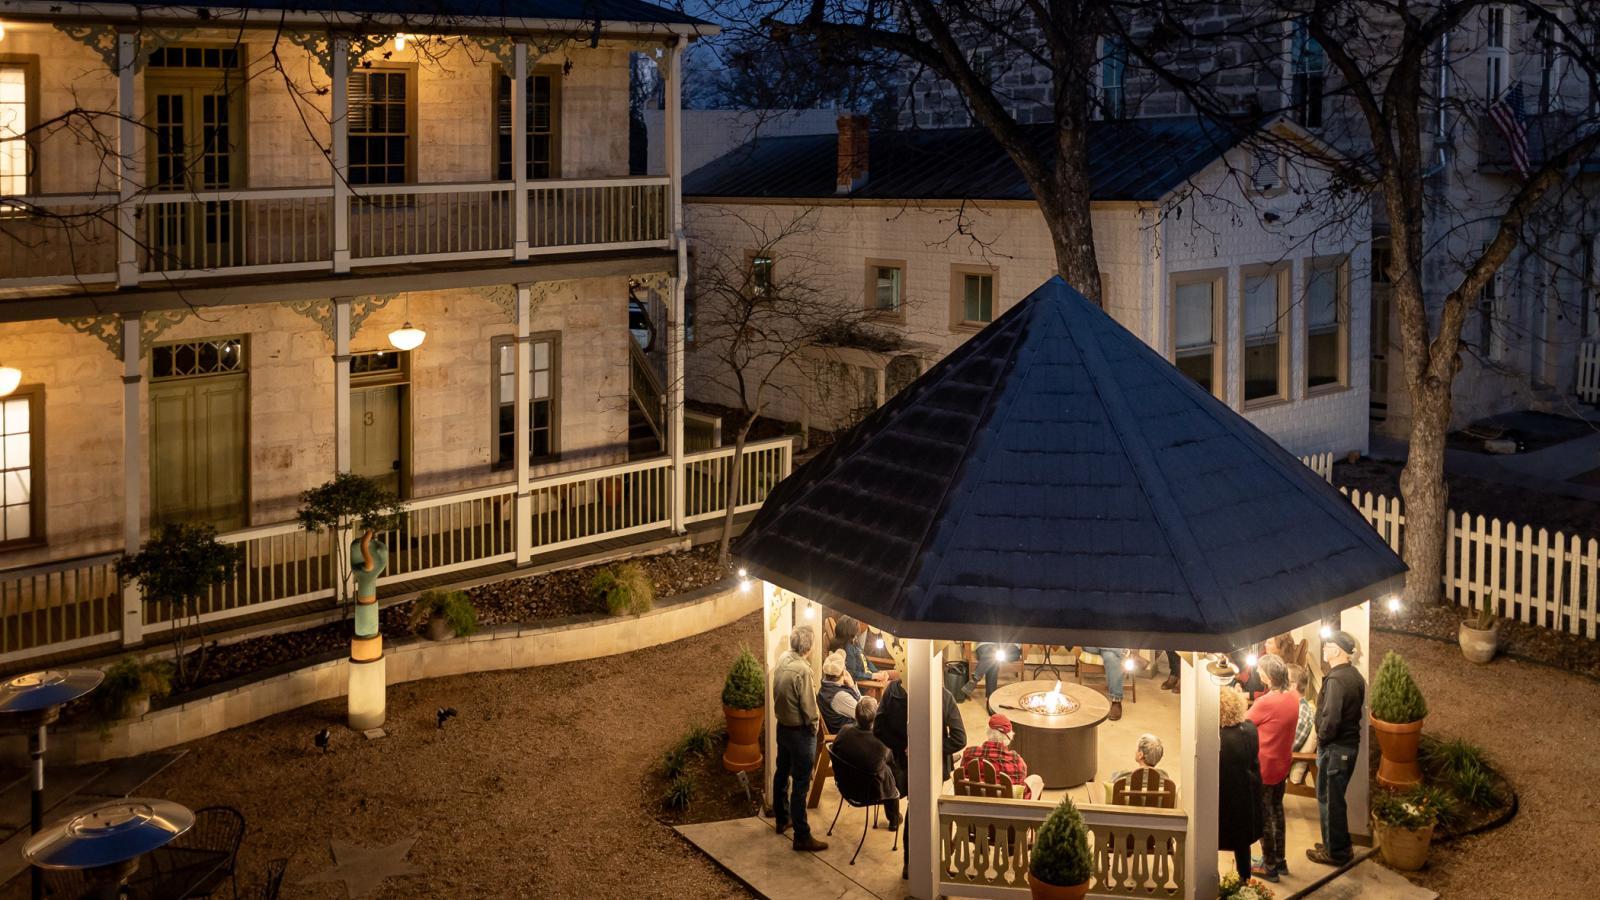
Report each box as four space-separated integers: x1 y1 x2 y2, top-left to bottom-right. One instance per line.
1300 451 1335 482
1578 339 1600 405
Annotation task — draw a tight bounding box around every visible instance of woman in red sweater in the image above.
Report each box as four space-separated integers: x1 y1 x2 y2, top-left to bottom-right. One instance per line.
1246 654 1299 882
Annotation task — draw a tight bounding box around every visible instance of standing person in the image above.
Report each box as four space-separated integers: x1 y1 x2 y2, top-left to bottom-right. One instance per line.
1218 687 1263 880
1307 631 1365 867
1247 655 1299 882
877 671 966 880
771 626 828 852
1159 650 1182 694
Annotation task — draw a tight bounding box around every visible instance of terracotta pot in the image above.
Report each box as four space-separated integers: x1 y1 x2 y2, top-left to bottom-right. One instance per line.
722 705 764 773
1027 872 1090 900
426 615 452 642
126 695 151 720
1370 715 1425 790
1373 818 1434 871
1458 620 1499 664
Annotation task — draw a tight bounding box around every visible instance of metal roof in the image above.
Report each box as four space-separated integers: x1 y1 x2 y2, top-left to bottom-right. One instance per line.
685 118 1246 202
735 277 1405 652
54 0 711 28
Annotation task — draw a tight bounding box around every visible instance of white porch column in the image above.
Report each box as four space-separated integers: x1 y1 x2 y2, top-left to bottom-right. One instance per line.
119 314 143 645
906 638 943 900
663 39 687 533
1346 600 1373 846
333 298 353 473
331 36 351 273
760 582 787 816
874 366 887 408
1180 654 1221 900
514 284 534 565
115 31 138 287
511 41 530 261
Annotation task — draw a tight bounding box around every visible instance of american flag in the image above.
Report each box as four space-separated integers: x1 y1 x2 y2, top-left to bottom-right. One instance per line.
1489 84 1530 176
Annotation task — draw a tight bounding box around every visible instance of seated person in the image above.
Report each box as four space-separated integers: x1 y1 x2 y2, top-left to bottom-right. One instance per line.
1286 663 1318 784
958 714 1045 800
1109 732 1170 785
817 650 861 735
837 616 899 684
965 643 1022 696
1080 647 1134 720
831 696 902 828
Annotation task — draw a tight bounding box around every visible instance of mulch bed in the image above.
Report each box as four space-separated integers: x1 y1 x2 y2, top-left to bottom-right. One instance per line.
1378 601 1600 683
1334 457 1600 539
647 735 765 828
131 547 732 697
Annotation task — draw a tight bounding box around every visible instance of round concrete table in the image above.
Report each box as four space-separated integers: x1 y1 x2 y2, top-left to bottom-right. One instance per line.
988 680 1111 788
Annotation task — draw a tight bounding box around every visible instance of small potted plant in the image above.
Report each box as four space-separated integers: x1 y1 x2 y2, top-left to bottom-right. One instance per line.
1370 651 1428 790
1029 796 1092 899
92 657 174 724
407 589 478 641
590 562 654 617
1372 784 1451 871
1218 871 1276 899
721 647 765 773
1457 594 1498 664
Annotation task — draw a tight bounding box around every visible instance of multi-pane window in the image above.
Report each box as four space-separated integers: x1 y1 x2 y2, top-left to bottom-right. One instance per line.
1485 6 1509 100
495 73 556 180
1307 259 1348 390
0 391 38 545
150 338 245 380
1100 36 1127 120
962 273 994 324
492 335 558 466
348 70 411 185
750 254 774 296
1250 147 1282 192
1243 270 1287 403
0 64 29 199
1290 19 1326 128
1174 278 1220 395
871 264 903 313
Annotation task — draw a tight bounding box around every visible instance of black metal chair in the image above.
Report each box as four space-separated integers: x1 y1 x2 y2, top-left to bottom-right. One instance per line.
825 744 901 865
249 859 288 900
147 805 246 899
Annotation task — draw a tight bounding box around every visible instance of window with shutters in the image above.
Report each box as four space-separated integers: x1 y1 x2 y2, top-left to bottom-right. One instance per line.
491 333 559 467
348 68 414 185
494 70 559 180
0 387 42 547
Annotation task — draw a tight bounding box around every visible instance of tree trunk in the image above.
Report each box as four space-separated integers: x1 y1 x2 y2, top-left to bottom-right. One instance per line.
1399 383 1450 606
716 419 756 566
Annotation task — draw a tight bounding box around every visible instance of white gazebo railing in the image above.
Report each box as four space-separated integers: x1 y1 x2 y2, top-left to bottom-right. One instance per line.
939 796 1187 898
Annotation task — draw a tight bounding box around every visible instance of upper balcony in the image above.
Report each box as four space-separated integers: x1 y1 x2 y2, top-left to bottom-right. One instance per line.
0 3 710 295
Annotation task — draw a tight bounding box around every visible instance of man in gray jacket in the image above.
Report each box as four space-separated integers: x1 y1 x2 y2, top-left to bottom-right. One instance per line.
771 625 828 852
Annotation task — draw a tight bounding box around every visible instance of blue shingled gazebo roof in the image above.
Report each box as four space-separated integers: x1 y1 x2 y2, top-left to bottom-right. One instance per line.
735 278 1405 652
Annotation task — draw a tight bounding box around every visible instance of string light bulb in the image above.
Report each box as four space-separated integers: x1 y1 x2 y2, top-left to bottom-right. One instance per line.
0 365 20 397
1319 625 1334 640
994 649 1007 663
0 21 7 43
1123 657 1136 672
1245 652 1259 668
1385 594 1402 613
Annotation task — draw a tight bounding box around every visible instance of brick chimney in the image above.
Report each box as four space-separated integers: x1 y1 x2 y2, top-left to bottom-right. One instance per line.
835 114 870 194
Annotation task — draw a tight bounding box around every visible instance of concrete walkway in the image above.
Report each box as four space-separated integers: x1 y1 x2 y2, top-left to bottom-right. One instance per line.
0 750 186 888
677 817 884 900
1299 858 1438 900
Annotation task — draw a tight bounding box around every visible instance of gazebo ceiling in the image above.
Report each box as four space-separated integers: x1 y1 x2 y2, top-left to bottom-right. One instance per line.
736 277 1405 652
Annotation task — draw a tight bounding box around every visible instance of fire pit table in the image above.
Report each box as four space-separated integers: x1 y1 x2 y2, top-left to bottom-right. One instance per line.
988 680 1111 788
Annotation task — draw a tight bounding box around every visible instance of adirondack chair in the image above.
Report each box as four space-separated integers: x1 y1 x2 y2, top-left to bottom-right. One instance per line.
1110 768 1179 856
954 757 1019 850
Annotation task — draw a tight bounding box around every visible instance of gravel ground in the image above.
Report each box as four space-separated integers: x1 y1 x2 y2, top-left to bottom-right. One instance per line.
23 614 764 900
1371 630 1600 898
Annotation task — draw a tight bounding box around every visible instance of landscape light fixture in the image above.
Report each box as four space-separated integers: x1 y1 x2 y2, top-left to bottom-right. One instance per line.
1205 653 1238 686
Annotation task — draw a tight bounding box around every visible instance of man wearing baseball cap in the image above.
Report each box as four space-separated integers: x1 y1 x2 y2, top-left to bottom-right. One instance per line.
1307 630 1364 867
957 713 1045 800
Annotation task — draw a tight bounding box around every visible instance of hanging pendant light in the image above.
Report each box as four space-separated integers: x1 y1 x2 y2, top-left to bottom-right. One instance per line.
0 365 21 398
387 294 426 351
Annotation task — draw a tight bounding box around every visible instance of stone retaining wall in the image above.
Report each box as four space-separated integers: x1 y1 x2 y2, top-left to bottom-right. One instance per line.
5 580 756 765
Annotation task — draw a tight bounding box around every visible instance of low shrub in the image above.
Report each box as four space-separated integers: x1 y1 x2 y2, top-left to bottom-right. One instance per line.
590 562 655 617
663 774 696 811
1369 651 1427 724
660 746 689 780
679 723 718 757
91 657 174 724
1030 796 1091 888
407 589 478 637
1451 761 1504 810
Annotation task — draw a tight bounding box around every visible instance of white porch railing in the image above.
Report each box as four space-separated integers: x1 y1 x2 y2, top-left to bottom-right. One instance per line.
684 440 793 524
938 796 1187 898
0 176 672 289
2 437 792 662
1578 339 1600 404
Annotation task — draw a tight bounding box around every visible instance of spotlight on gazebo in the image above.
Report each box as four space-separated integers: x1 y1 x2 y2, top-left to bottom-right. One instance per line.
993 649 1007 663
1122 657 1136 672
739 578 752 592
1319 625 1334 640
1385 594 1403 613
0 669 104 900
1244 652 1259 668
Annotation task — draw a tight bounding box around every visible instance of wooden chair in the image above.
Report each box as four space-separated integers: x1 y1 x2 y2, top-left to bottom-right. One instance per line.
807 718 839 809
1285 750 1319 799
1075 648 1137 702
1110 768 1178 809
954 757 1019 850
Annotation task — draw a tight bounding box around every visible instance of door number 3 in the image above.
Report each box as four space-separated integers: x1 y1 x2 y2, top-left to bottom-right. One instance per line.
363 411 375 426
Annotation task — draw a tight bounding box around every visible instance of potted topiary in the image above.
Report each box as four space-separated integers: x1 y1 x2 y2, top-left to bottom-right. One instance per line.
1372 784 1452 871
721 647 765 773
590 563 654 617
1029 796 1092 899
1370 651 1428 790
1457 595 1498 664
91 657 173 725
407 589 477 640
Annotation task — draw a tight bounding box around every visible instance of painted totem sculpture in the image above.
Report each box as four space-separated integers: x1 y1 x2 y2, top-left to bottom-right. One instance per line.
348 529 389 729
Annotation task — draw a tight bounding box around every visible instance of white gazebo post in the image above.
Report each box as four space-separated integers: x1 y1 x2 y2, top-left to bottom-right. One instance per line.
1180 653 1221 900
759 582 789 816
906 638 943 900
1346 599 1373 847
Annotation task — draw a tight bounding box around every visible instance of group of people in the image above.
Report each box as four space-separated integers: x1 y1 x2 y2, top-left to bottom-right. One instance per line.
964 644 1184 721
1217 629 1366 884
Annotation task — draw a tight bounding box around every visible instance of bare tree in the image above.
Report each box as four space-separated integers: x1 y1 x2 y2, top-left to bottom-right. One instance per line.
689 207 905 563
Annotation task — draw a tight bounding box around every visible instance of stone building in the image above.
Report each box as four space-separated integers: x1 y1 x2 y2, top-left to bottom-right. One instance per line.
0 1 738 658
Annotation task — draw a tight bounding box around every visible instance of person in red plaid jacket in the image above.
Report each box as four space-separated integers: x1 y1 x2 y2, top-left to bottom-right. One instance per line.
957 714 1045 799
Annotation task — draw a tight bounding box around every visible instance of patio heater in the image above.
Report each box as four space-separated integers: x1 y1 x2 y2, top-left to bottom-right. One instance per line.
0 669 104 900
24 797 193 900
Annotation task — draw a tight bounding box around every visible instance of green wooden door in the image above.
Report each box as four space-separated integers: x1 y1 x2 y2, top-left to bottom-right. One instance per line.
149 373 247 530
351 386 402 497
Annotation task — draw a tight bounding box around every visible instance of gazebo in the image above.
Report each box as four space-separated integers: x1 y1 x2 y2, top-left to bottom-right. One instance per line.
735 277 1405 900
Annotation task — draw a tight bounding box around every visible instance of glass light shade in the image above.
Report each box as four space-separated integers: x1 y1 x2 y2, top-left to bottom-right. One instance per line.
388 323 426 351
393 32 409 51
0 366 21 397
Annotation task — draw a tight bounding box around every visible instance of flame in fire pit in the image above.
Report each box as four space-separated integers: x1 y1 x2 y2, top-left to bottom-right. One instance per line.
1020 681 1079 716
